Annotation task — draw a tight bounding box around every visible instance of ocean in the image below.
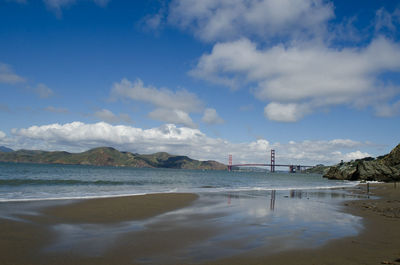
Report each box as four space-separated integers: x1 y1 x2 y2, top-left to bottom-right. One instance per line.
0 162 358 202
0 162 367 262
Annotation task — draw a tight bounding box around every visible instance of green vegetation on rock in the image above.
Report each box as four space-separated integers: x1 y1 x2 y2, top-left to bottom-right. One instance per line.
303 164 330 175
0 147 227 170
323 144 400 182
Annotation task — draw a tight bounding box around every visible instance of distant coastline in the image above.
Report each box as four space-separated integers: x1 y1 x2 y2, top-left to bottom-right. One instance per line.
0 146 227 170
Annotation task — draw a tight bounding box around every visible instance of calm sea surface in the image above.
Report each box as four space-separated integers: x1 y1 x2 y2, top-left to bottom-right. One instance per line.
0 162 367 262
0 162 357 201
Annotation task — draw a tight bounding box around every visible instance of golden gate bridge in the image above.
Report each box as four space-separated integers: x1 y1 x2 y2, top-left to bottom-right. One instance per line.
227 149 313 173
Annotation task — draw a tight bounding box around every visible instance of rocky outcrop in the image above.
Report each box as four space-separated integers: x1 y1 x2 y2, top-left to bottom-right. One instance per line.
323 144 400 182
382 143 400 167
304 164 330 175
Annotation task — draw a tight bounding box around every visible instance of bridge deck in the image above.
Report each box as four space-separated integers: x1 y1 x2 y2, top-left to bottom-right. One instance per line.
231 164 312 168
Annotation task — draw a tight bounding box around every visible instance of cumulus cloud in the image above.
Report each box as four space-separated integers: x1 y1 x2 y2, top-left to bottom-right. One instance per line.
343 150 372 161
93 109 133 124
0 130 6 139
148 108 196 128
0 63 25 84
111 78 202 113
9 121 374 165
191 37 400 121
166 0 333 42
111 78 203 126
264 103 310 122
202 108 224 124
142 1 400 123
12 122 208 154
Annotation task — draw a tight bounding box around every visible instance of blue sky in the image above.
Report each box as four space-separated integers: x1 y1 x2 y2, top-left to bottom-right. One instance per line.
1 0 400 165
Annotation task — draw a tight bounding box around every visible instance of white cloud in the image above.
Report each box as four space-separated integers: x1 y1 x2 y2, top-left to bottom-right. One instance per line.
148 108 196 128
34 83 54 98
93 109 133 124
0 63 25 84
167 0 333 42
343 150 372 161
0 131 6 139
202 108 224 124
111 78 202 113
111 78 203 126
9 121 374 165
12 122 207 154
264 103 310 122
191 37 400 121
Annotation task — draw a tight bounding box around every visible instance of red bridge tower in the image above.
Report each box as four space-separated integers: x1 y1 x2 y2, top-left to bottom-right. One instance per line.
228 154 232 171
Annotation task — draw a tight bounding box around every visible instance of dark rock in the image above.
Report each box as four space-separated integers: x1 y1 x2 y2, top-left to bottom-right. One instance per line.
323 144 400 182
382 143 400 167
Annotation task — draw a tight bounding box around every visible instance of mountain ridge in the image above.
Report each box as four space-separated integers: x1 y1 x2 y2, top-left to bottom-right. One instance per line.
0 147 227 170
0 146 13 153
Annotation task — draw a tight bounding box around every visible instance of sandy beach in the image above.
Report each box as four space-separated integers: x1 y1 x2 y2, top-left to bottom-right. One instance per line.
207 183 400 265
0 184 399 265
0 193 199 265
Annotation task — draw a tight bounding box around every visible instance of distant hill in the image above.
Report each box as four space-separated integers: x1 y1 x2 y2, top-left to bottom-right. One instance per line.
0 146 13 153
0 147 227 170
323 143 400 182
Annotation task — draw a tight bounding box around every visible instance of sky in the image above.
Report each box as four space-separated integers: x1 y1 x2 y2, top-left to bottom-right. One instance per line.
1 0 400 166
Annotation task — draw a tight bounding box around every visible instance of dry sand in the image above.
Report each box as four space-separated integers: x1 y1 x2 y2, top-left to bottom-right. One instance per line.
1 184 400 265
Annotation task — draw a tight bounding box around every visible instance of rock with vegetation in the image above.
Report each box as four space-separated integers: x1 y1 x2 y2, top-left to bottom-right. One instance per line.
0 147 227 170
304 164 330 175
323 144 400 182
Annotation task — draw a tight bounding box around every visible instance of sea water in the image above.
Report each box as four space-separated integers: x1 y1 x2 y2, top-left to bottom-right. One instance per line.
0 162 366 262
0 162 358 201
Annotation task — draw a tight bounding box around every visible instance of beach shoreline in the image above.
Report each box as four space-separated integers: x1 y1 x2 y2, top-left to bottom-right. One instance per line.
206 183 400 265
0 193 199 265
0 184 399 264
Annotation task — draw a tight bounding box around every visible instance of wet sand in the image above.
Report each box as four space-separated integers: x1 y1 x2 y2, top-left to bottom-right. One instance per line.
0 184 399 264
207 183 400 265
0 193 199 265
